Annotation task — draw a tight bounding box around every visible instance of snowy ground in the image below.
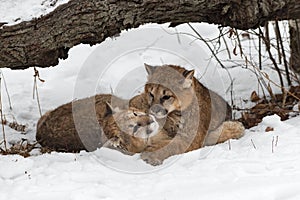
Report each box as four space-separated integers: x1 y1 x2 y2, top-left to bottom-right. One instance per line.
0 1 300 200
2 115 300 200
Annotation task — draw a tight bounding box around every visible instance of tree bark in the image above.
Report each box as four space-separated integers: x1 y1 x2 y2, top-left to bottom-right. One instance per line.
1 0 300 69
289 19 300 74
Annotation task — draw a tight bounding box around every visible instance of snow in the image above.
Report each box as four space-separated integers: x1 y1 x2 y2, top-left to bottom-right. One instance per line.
0 1 300 200
1 115 300 200
0 0 69 25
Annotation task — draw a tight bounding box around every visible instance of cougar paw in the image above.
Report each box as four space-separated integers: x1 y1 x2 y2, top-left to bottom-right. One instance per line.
103 137 121 149
141 152 163 166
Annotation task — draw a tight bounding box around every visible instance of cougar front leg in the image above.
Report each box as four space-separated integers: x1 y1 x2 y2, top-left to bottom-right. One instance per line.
141 134 193 166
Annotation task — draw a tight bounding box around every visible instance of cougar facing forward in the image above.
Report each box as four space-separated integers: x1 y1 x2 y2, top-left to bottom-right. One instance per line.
129 64 244 165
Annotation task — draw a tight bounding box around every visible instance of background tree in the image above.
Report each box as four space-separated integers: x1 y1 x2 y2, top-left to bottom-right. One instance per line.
290 19 300 74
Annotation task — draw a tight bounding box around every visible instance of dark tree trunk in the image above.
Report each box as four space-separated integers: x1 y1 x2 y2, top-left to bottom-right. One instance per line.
289 19 300 74
1 0 300 69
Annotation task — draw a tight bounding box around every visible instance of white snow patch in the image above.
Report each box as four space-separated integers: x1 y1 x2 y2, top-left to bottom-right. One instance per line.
0 0 69 25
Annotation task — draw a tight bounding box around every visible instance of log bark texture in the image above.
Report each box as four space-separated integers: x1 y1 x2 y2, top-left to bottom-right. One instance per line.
1 0 300 69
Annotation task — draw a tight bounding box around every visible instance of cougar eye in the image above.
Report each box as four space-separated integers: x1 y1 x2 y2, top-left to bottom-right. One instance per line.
133 112 138 116
162 95 171 100
149 92 154 98
133 125 139 133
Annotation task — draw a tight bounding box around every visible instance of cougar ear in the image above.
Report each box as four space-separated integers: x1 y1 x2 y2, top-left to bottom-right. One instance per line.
144 63 155 76
105 102 121 116
183 69 195 79
182 69 194 89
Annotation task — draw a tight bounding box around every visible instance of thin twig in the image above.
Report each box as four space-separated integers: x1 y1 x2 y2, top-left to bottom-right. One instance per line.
259 27 285 94
0 71 12 110
265 22 270 51
275 135 279 147
235 29 243 57
34 81 42 117
258 31 262 70
275 20 291 86
272 136 275 153
33 67 43 117
174 27 181 45
282 89 287 107
228 139 231 150
222 33 232 59
273 22 282 64
0 74 7 151
251 139 257 149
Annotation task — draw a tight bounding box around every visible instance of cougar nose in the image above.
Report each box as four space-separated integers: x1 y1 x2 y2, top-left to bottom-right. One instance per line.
150 104 168 119
146 129 152 135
